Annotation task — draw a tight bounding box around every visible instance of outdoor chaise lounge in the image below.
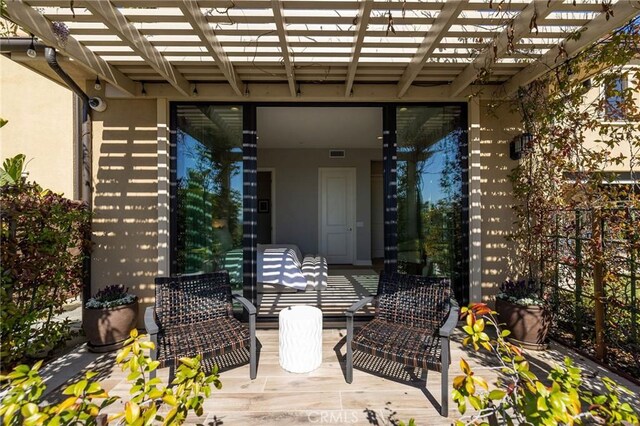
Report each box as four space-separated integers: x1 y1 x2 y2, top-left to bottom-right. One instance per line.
258 244 328 291
144 271 257 380
345 272 459 416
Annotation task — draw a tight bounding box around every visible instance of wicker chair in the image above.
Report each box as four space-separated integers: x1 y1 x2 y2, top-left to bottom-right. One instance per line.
345 272 459 416
144 271 257 380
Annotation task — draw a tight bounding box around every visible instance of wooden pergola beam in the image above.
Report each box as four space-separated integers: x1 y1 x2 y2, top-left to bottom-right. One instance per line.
178 0 243 97
344 0 373 97
271 0 296 97
4 0 136 96
449 0 563 97
85 0 190 96
501 1 640 95
397 0 468 98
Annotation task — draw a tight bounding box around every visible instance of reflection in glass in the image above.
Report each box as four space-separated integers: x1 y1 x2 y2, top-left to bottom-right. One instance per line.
175 105 244 290
396 105 467 299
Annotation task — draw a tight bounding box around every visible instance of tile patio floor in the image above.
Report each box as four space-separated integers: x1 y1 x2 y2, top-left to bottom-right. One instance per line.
39 328 639 426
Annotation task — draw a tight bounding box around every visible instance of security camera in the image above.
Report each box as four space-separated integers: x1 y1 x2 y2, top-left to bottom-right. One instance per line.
88 97 107 112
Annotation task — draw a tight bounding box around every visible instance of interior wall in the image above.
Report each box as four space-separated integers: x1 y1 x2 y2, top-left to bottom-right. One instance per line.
479 100 520 299
258 148 382 264
91 97 159 327
0 56 75 197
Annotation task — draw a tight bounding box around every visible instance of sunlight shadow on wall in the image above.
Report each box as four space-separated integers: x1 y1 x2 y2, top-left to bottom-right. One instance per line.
479 101 520 300
92 99 158 326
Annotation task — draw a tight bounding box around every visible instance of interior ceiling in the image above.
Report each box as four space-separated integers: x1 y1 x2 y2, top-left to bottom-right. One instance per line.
257 107 382 149
3 1 636 99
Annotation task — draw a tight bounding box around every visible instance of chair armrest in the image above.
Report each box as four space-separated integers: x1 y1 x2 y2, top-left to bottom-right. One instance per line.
144 306 159 335
232 294 257 316
439 298 460 338
345 296 375 318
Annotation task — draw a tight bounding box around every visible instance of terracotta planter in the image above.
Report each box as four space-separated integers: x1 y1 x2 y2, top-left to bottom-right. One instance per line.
495 298 552 350
83 299 138 353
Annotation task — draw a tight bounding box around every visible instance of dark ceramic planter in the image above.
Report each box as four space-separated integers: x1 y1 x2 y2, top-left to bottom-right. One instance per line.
495 298 552 350
83 299 138 353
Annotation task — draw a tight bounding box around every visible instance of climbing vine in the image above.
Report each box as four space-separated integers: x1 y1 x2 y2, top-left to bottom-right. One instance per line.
507 18 640 376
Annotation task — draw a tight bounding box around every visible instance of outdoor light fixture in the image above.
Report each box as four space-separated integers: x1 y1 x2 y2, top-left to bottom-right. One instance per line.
192 84 198 96
27 35 37 58
509 132 533 160
94 76 102 91
141 82 147 96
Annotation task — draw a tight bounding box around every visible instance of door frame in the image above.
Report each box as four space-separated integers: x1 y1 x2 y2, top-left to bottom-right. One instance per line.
257 167 276 244
318 167 357 265
169 101 469 309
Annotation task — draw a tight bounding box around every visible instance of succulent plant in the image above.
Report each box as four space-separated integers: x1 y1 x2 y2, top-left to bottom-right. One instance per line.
86 285 137 309
497 279 545 306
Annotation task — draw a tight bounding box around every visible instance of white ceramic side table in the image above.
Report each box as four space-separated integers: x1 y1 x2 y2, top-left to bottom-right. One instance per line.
278 305 323 373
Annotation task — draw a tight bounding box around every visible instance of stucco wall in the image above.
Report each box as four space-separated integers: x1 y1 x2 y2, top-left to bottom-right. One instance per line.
90 98 158 326
581 66 640 172
0 55 74 197
258 148 382 264
479 101 520 299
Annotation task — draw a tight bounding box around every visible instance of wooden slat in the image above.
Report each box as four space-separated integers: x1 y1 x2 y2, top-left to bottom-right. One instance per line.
449 0 563 97
4 0 136 96
178 0 244 96
344 0 374 97
84 0 191 96
397 0 468 97
501 2 640 95
271 0 296 97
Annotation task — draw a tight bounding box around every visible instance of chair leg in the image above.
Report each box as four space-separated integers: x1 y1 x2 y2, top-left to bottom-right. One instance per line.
440 337 449 417
168 364 176 385
249 313 257 380
346 315 354 384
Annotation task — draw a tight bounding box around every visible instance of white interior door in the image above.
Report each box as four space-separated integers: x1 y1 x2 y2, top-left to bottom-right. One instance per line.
319 168 356 264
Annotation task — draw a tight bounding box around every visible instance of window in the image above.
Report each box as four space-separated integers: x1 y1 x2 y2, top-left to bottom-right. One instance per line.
603 75 628 120
174 105 244 290
395 105 468 301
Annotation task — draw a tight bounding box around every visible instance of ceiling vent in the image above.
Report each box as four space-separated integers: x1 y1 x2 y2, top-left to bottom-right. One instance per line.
329 150 345 158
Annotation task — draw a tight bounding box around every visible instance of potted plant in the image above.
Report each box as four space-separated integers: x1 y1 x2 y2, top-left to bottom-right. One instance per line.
494 278 552 350
83 285 138 352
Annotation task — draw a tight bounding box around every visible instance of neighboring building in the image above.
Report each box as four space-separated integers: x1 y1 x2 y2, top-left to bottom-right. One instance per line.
0 54 75 197
1 1 637 326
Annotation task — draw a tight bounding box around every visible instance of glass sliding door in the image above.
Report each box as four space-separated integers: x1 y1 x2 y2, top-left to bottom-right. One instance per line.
396 105 468 302
174 105 244 290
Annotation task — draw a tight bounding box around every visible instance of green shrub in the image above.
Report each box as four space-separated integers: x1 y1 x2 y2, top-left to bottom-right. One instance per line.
0 154 91 369
453 303 639 426
0 330 221 425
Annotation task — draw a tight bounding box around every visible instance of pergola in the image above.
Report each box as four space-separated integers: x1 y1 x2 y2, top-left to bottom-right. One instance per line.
4 0 639 100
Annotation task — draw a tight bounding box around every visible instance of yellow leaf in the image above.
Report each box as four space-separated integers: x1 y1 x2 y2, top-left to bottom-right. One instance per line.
473 376 488 391
465 380 476 395
125 401 140 424
162 394 178 406
460 358 471 375
116 346 131 364
130 329 139 339
453 376 465 389
56 397 78 413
